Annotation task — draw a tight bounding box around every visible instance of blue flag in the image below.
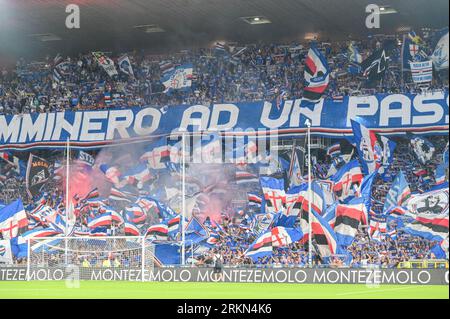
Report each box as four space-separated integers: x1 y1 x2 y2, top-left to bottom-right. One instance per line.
383 171 411 215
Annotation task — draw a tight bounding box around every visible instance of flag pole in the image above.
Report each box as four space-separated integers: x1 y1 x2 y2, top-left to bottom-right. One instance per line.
306 119 313 268
65 138 70 237
288 139 297 182
65 138 70 267
181 133 186 266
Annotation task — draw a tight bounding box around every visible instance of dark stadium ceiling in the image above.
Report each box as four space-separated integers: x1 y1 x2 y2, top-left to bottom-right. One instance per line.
0 0 448 61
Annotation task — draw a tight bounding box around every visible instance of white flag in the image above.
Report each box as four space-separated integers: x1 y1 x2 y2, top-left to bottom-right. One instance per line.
0 240 13 264
432 31 449 70
92 52 118 77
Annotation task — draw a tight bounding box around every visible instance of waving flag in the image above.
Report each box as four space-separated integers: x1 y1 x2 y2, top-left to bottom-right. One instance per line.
0 200 29 240
351 120 396 176
109 187 135 203
431 237 448 259
435 163 447 185
311 209 339 258
125 205 146 224
400 188 449 241
182 217 210 245
326 143 341 158
251 212 275 236
369 213 387 241
361 48 388 86
271 226 304 248
358 170 378 213
351 119 380 175
162 64 193 93
118 55 134 77
248 193 263 207
285 184 307 218
124 221 140 236
29 205 57 227
146 224 169 240
303 44 330 102
235 170 259 185
92 52 118 77
431 29 449 70
20 228 63 240
26 154 50 198
0 240 13 264
383 171 411 215
401 31 428 71
333 198 368 246
403 213 449 242
260 177 286 214
87 213 112 229
167 215 185 237
287 148 304 188
244 231 273 262
348 41 363 63
140 137 171 170
410 136 435 165
331 160 364 202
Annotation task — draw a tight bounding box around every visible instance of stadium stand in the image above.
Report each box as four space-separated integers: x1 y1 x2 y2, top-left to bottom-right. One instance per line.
1 29 449 270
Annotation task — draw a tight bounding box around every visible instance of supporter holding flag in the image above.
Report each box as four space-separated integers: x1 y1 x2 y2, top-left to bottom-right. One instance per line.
303 43 330 102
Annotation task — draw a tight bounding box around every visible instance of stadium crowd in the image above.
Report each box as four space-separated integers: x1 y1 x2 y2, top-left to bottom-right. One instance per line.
1 31 449 116
1 31 449 268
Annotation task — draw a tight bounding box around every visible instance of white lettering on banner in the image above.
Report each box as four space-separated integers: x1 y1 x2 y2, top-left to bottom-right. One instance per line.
0 115 21 143
413 92 446 125
260 100 293 128
106 109 134 140
52 111 83 141
447 95 449 124
346 96 378 126
380 94 411 126
79 111 107 141
289 99 323 127
19 113 47 143
209 104 239 131
44 113 56 141
179 105 211 131
133 108 160 135
0 93 449 149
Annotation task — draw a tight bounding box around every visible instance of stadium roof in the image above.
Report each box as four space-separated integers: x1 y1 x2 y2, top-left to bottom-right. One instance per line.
0 0 448 60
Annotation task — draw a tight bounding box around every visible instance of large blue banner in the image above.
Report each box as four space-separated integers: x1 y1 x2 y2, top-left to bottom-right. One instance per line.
1 91 448 151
